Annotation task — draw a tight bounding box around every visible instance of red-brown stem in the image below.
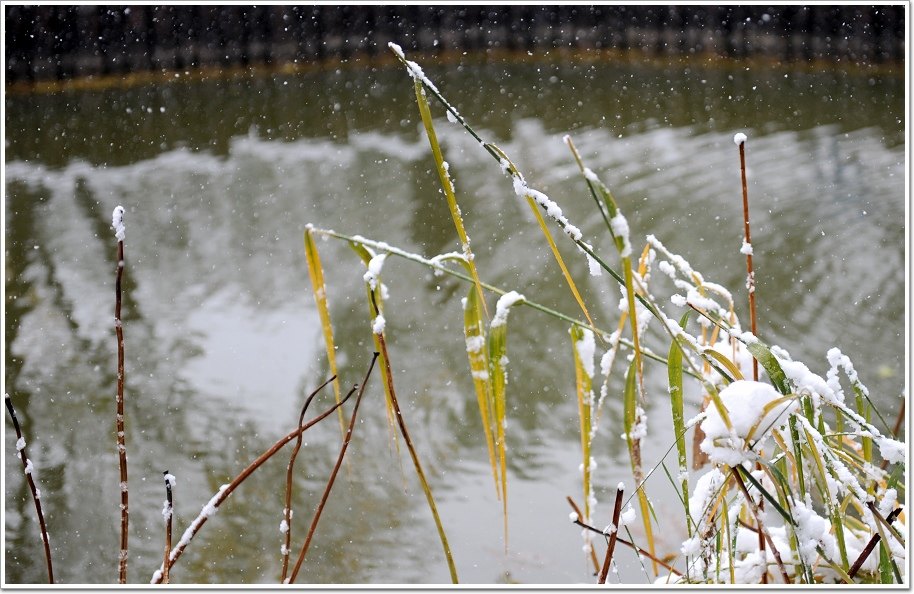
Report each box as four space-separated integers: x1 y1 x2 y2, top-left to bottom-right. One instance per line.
738 139 765 580
287 353 378 583
598 487 625 584
5 394 54 583
150 378 350 584
115 238 129 584
737 140 759 382
848 504 903 578
566 497 600 573
732 468 788 584
162 471 173 584
568 497 682 578
280 374 338 582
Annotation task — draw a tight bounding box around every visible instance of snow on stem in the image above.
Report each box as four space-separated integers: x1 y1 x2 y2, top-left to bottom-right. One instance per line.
112 205 129 584
5 394 54 583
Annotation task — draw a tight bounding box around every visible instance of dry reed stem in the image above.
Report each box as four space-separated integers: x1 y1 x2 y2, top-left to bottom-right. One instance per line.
5 394 54 583
567 496 682 578
287 354 378 583
280 375 338 582
150 378 351 584
598 487 625 584
736 138 759 382
848 505 903 578
162 471 173 584
114 233 129 583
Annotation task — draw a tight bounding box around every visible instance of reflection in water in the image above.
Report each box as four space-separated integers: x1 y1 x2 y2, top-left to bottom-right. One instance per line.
4 56 904 584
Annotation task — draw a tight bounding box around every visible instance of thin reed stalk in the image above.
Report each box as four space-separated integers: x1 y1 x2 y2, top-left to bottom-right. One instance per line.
598 486 625 584
150 377 352 584
287 353 378 583
161 471 174 584
849 506 904 578
5 394 54 583
734 134 759 381
567 497 682 578
112 205 129 583
280 375 338 582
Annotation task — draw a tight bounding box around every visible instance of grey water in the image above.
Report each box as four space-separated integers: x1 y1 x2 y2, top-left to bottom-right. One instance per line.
4 54 905 584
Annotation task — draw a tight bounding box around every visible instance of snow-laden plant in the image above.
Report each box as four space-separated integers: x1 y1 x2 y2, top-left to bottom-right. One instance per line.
301 44 906 584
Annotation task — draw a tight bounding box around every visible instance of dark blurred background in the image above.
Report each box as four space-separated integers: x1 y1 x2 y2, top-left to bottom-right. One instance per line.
5 4 906 86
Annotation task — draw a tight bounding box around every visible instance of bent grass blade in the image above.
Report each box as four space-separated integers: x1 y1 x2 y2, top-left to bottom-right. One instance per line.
412 77 489 320
304 227 346 436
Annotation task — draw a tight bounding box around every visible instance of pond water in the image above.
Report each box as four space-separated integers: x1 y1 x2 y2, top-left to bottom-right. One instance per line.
4 53 905 584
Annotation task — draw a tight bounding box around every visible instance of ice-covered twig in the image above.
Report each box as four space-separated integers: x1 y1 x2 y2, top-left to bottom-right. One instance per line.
149 376 351 584
112 204 129 583
280 374 338 583
5 394 54 583
287 354 378 583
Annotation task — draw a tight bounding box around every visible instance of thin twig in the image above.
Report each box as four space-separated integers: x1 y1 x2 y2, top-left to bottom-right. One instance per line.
162 471 174 584
731 467 789 584
598 486 625 584
848 506 903 578
149 377 350 584
280 375 337 582
287 353 378 583
112 205 129 583
567 498 682 578
5 394 54 583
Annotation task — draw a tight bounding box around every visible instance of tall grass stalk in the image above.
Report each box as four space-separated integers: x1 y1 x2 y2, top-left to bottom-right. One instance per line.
5 394 54 583
111 205 129 583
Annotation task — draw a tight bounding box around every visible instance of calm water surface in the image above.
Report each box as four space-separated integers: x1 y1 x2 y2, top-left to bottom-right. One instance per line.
4 53 905 584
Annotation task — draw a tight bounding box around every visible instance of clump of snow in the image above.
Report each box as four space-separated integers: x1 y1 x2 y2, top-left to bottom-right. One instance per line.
733 132 748 145
876 436 905 464
574 328 596 379
371 314 386 335
569 511 579 523
24 459 33 474
112 205 126 241
362 254 387 290
164 473 176 488
511 174 583 241
465 335 485 354
279 519 289 534
792 496 839 565
740 239 753 256
491 291 525 327
619 505 636 527
699 381 796 466
610 213 632 257
446 110 459 125
15 437 25 452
